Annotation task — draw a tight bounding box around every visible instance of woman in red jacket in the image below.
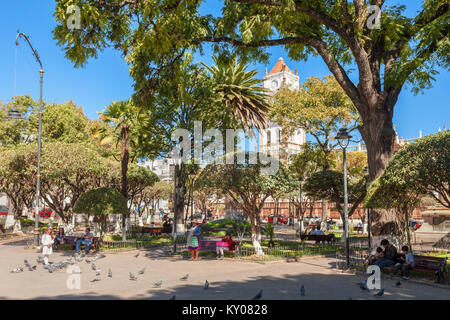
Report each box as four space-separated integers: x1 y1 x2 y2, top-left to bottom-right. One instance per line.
216 233 234 259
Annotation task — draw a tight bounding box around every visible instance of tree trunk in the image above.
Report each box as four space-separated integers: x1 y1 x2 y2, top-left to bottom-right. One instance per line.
120 123 130 241
173 163 186 236
250 213 264 256
359 105 401 237
321 200 329 222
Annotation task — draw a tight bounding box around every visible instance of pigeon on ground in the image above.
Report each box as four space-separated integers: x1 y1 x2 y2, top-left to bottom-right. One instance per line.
108 268 112 278
31 265 37 270
374 289 385 297
91 254 105 262
204 280 209 290
91 278 101 282
169 295 176 300
85 259 91 263
252 290 263 300
11 267 24 273
95 269 101 276
134 252 140 258
24 259 29 266
145 253 152 257
92 263 96 271
358 281 369 291
180 274 189 281
129 272 137 281
300 284 305 296
153 280 163 288
37 256 44 264
138 267 146 275
396 281 401 287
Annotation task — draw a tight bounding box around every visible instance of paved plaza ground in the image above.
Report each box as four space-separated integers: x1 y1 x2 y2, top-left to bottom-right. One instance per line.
1 238 449 300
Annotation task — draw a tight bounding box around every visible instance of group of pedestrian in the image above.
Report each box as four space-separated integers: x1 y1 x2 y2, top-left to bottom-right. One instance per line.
367 239 415 280
186 220 235 260
40 227 94 265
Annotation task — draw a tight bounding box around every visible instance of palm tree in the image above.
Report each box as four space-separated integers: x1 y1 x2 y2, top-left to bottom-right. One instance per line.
203 55 270 131
97 100 142 240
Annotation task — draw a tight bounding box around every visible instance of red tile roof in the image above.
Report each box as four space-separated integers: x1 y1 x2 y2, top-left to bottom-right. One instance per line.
268 57 293 75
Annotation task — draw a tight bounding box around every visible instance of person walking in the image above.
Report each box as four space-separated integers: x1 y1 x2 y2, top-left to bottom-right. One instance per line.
41 228 55 265
187 220 202 261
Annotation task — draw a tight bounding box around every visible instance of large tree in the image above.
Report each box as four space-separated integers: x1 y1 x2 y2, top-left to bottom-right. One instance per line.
0 145 36 232
53 0 449 235
52 0 449 178
200 153 296 254
271 75 359 170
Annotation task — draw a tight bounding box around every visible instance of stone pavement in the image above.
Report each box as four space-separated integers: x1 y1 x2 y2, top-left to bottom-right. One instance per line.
0 239 449 300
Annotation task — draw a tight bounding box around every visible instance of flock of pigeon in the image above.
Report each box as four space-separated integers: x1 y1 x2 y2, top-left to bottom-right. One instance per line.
356 279 388 298
11 251 391 299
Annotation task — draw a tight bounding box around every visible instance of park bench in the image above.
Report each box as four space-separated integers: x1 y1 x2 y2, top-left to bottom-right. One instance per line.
199 240 240 255
353 226 363 233
162 224 172 234
380 254 447 283
300 233 336 244
140 227 163 236
56 235 99 252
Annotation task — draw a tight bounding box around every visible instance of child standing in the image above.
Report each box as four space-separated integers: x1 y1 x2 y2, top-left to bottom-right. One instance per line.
41 228 55 265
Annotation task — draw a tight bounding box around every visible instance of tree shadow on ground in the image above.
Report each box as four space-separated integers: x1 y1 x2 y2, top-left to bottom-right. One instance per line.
3 265 449 300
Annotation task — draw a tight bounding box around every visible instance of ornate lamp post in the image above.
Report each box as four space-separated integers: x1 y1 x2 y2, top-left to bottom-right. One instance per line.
335 128 352 268
16 31 44 247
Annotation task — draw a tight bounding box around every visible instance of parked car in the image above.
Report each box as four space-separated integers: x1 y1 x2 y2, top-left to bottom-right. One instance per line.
266 215 276 224
276 214 288 225
410 218 423 231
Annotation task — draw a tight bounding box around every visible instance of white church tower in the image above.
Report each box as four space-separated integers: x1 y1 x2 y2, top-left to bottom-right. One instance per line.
259 57 306 162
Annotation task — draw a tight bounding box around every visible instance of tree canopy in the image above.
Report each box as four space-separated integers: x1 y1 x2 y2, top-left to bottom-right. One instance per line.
73 187 129 215
365 130 450 210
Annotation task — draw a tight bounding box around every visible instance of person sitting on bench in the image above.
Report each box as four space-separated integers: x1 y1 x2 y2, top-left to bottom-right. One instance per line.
367 247 384 265
216 233 233 259
75 228 94 254
392 245 415 280
53 227 66 250
375 239 397 270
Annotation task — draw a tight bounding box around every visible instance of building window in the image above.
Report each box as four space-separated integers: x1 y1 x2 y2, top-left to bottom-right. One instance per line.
277 128 281 143
267 130 271 145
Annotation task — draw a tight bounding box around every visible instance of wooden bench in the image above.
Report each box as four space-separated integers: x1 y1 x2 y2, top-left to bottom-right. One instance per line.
57 236 99 252
380 254 447 283
141 227 163 236
199 240 240 254
353 226 363 233
162 225 172 234
412 255 447 283
300 234 336 244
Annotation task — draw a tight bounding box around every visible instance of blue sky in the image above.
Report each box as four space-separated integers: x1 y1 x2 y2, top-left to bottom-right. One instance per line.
0 0 448 142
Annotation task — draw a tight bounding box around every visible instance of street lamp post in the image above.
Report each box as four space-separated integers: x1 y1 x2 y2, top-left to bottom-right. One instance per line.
363 166 371 249
298 176 304 238
335 128 352 268
16 31 44 247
